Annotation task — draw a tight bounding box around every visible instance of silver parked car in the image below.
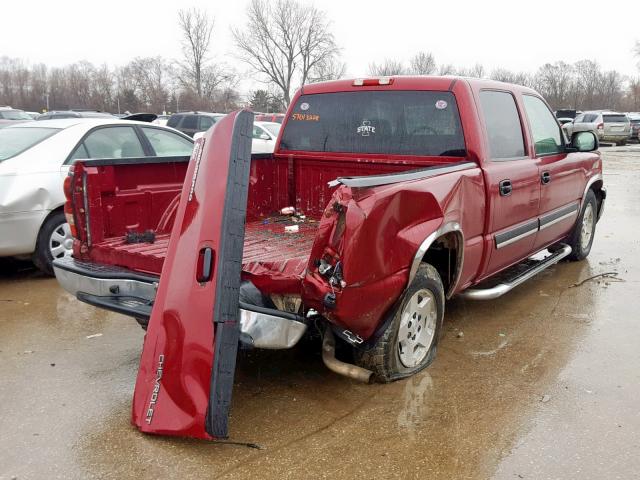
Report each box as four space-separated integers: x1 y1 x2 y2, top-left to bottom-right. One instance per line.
0 119 194 274
566 111 631 146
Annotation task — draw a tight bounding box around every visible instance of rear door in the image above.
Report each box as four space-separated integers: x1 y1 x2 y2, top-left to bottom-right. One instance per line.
131 110 253 439
478 90 540 277
522 95 582 251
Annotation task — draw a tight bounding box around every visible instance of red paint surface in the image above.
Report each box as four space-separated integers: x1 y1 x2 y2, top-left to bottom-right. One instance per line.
130 112 242 439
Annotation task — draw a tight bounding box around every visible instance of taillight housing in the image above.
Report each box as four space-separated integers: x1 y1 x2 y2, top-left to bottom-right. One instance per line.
63 167 77 238
597 122 604 130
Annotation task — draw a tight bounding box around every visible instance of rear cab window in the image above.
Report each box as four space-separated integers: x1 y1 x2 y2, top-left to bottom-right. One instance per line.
279 91 466 157
603 114 628 124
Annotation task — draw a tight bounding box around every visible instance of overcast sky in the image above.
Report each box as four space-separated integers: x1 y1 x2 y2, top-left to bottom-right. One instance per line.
3 0 639 94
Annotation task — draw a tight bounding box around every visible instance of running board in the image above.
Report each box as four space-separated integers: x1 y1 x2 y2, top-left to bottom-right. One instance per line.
459 244 572 300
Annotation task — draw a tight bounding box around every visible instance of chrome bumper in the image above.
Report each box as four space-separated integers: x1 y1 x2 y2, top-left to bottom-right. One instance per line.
53 258 307 350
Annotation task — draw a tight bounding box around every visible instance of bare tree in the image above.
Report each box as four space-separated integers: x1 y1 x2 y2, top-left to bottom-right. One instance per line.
438 63 456 76
307 57 346 83
233 0 339 105
368 59 406 76
178 8 214 97
410 52 436 75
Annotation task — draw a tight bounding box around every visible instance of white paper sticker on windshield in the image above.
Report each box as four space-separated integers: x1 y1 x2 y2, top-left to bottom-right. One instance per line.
435 100 448 110
300 102 310 111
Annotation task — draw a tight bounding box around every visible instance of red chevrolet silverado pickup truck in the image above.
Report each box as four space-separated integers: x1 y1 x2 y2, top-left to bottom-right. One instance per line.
54 76 605 440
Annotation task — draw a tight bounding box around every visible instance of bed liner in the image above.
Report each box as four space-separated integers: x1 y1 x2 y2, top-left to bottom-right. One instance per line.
88 214 319 290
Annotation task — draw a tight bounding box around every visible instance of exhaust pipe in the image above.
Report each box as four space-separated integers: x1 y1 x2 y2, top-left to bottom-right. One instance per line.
322 325 373 383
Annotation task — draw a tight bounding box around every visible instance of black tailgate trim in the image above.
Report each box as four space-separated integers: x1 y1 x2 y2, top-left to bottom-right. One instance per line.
205 110 254 439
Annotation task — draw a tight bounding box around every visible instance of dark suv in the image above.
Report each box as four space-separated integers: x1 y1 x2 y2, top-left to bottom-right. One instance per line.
166 112 225 137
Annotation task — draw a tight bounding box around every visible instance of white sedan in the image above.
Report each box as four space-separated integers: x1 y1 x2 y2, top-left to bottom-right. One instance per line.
251 121 281 154
0 119 194 274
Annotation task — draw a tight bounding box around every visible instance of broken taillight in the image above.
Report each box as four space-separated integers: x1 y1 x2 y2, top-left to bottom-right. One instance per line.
63 168 77 237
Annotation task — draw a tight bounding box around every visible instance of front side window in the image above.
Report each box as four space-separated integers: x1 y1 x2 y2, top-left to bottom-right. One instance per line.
141 127 193 156
82 127 145 159
479 90 525 159
280 91 466 156
523 95 563 156
253 125 269 139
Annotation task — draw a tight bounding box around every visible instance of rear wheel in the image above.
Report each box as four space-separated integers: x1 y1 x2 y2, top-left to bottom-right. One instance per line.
567 190 597 261
33 211 73 275
355 263 444 383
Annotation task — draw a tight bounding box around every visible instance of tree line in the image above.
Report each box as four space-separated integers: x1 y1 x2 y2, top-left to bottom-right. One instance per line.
1 0 639 114
369 54 640 112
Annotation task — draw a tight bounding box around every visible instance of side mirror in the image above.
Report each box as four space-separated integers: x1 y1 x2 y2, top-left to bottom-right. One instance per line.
259 133 270 140
193 131 206 141
571 131 598 152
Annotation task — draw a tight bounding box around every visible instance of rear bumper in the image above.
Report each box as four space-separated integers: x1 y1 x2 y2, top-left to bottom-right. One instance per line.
53 257 307 349
601 133 630 142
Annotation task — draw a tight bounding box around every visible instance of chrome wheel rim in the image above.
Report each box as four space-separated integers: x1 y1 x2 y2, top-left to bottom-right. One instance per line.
398 288 438 368
49 222 73 260
580 204 595 250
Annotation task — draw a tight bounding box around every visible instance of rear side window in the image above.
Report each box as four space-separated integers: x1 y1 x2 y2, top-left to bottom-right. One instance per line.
280 91 466 156
479 91 525 159
582 114 599 123
523 95 563 155
141 127 193 156
82 127 145 159
166 115 183 128
603 114 628 123
181 115 198 130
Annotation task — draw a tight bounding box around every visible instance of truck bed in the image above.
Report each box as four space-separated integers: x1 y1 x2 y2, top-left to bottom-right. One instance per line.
88 214 319 291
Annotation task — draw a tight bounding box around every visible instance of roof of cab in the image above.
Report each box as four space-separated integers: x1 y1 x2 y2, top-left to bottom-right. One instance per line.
300 75 538 96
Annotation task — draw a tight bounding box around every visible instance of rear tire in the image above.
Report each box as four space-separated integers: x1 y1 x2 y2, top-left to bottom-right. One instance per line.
355 263 444 383
33 211 72 275
567 190 597 261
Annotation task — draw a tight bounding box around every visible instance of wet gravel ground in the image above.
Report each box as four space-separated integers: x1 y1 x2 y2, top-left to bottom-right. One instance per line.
1 146 639 479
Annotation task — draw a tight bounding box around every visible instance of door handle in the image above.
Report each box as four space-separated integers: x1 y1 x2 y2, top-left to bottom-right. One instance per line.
196 247 215 283
499 179 512 196
541 171 551 185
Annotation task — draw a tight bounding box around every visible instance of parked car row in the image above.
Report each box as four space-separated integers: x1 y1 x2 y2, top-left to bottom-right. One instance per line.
556 109 639 145
0 119 194 274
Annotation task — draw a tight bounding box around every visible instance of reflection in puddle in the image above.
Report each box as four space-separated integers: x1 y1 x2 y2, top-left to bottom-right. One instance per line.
397 372 433 439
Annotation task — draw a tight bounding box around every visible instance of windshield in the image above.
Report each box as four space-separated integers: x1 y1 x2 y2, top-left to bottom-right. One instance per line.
0 127 60 161
280 91 466 157
262 122 281 137
1 110 32 120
